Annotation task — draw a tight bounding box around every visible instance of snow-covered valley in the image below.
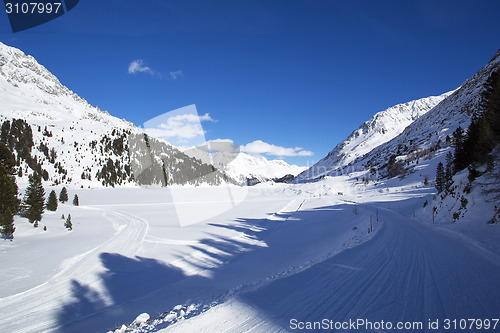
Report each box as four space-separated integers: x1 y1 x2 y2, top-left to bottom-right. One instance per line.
1 177 500 333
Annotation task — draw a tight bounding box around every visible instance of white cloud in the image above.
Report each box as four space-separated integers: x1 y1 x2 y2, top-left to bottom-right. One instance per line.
169 70 183 80
128 59 154 75
144 113 216 140
128 60 183 80
241 140 314 157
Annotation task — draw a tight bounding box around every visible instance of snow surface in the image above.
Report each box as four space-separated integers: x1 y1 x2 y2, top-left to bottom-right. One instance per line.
1 177 500 333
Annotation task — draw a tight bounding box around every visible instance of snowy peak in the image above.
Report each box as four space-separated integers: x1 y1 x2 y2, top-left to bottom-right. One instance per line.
222 152 306 185
0 41 130 127
0 41 83 106
357 49 500 175
295 91 451 182
182 142 306 186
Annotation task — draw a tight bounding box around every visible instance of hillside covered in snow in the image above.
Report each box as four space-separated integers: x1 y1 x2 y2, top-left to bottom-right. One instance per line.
296 50 500 185
294 91 452 182
0 42 236 187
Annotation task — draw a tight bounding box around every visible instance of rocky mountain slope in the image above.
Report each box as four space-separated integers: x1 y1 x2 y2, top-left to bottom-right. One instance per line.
296 50 500 183
294 92 452 182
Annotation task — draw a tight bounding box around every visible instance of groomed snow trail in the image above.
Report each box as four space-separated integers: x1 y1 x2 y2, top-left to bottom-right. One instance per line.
163 206 500 333
0 208 148 333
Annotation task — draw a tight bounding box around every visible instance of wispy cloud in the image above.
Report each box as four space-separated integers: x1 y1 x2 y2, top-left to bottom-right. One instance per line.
169 70 183 80
128 59 154 75
128 60 182 80
241 140 314 157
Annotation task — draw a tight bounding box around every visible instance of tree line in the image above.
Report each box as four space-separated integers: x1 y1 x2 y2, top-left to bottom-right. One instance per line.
1 143 80 240
436 70 500 193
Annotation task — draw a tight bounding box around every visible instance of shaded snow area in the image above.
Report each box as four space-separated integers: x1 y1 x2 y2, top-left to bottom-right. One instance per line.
1 178 499 333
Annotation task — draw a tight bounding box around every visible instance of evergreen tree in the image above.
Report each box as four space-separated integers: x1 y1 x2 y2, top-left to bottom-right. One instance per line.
453 126 466 173
0 143 19 239
65 214 72 231
435 162 445 193
72 194 79 206
24 174 45 225
452 71 500 174
444 151 454 187
46 190 58 211
0 208 15 240
59 187 68 203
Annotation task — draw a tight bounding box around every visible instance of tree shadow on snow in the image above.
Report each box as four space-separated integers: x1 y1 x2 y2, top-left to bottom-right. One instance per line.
53 198 500 333
56 253 190 332
55 203 361 332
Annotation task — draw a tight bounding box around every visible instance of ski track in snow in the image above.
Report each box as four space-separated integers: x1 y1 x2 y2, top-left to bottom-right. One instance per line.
1 185 500 333
0 208 148 333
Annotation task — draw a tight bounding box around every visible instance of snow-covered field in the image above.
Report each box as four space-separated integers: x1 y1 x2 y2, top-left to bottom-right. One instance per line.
1 178 500 333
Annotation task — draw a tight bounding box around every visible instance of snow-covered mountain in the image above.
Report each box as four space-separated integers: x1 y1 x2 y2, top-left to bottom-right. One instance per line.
180 140 307 186
218 152 306 185
181 141 306 185
296 50 500 183
294 91 452 182
0 41 232 187
350 50 500 180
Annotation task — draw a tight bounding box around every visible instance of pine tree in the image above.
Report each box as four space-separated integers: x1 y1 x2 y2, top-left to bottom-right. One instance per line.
59 187 68 203
0 143 19 239
451 71 500 174
24 174 45 225
0 208 15 240
46 190 58 211
453 126 466 173
65 214 72 231
435 162 445 193
72 194 79 206
444 151 454 188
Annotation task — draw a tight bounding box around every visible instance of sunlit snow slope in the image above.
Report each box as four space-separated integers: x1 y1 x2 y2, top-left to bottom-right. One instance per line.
294 91 452 182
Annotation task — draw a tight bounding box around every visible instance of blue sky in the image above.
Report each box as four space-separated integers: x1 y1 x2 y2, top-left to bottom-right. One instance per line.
1 0 500 166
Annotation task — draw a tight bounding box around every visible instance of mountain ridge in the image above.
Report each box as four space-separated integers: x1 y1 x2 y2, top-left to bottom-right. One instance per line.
294 91 452 182
295 49 500 183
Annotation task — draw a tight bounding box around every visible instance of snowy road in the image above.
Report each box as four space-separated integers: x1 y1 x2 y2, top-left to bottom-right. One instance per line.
165 205 500 333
